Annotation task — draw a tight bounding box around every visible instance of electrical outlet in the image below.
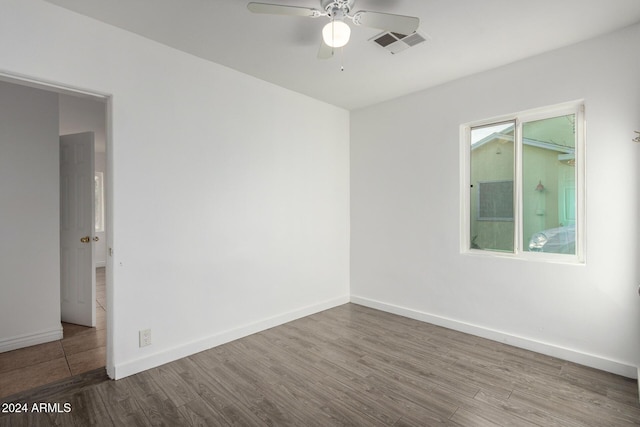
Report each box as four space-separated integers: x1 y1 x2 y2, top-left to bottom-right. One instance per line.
139 329 152 347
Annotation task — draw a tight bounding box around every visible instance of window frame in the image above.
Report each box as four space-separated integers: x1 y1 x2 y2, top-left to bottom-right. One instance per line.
460 101 586 264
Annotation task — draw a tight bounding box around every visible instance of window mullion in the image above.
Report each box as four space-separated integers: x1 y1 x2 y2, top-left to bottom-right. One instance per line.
514 119 523 254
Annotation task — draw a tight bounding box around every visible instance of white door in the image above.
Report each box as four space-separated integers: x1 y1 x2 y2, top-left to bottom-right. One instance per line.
60 132 96 327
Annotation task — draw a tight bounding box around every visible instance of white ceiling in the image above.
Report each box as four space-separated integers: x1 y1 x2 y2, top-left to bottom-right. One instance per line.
45 0 640 110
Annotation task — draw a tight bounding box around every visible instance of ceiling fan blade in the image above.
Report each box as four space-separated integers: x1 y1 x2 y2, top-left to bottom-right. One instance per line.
247 2 321 18
352 10 419 34
317 41 334 60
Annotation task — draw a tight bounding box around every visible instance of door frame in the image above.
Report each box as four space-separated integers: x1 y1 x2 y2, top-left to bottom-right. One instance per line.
0 71 115 379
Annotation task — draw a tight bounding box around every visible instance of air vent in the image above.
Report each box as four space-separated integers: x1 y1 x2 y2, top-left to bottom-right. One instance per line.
369 30 428 54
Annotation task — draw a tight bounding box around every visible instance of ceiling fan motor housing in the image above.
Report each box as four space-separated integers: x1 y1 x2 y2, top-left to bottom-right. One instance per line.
322 0 352 16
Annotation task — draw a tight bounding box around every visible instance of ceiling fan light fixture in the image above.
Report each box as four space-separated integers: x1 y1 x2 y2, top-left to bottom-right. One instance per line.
322 19 351 48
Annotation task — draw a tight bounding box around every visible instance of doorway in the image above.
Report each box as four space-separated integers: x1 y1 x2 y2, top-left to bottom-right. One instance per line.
0 74 112 399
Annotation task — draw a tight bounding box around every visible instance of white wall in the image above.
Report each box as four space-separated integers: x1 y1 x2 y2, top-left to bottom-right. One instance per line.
59 94 108 266
0 0 350 378
0 80 62 352
351 23 640 377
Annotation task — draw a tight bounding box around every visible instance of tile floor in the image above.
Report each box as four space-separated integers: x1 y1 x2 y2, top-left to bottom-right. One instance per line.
0 268 106 399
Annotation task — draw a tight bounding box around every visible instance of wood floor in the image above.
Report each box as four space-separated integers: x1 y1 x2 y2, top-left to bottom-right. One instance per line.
0 268 106 399
2 303 639 426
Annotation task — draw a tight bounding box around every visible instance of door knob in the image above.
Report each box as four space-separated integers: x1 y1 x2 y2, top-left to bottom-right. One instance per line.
93 236 100 242
80 236 90 243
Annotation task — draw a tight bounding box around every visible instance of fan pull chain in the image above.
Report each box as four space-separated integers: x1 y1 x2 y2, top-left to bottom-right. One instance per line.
341 46 345 72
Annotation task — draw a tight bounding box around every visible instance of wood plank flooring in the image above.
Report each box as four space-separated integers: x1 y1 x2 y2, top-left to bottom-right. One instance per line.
1 303 639 426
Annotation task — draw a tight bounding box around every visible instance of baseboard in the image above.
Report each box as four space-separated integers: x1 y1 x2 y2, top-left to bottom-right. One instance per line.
113 295 350 379
351 295 638 379
0 326 63 353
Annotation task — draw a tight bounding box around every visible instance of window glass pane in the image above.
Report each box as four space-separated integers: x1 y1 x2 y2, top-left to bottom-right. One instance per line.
470 122 515 252
522 114 576 254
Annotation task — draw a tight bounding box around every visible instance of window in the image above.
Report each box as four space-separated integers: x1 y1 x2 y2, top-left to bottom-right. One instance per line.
462 102 585 262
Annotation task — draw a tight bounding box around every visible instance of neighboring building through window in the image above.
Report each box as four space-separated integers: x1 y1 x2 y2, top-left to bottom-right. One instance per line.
462 102 585 262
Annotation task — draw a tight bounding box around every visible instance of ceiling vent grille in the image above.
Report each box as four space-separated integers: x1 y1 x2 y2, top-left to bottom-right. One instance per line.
369 30 428 54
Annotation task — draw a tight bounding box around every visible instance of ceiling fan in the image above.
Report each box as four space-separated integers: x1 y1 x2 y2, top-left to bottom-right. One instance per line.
247 0 420 59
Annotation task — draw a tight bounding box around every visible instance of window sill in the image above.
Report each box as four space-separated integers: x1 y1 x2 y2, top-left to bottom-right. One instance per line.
462 248 585 265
